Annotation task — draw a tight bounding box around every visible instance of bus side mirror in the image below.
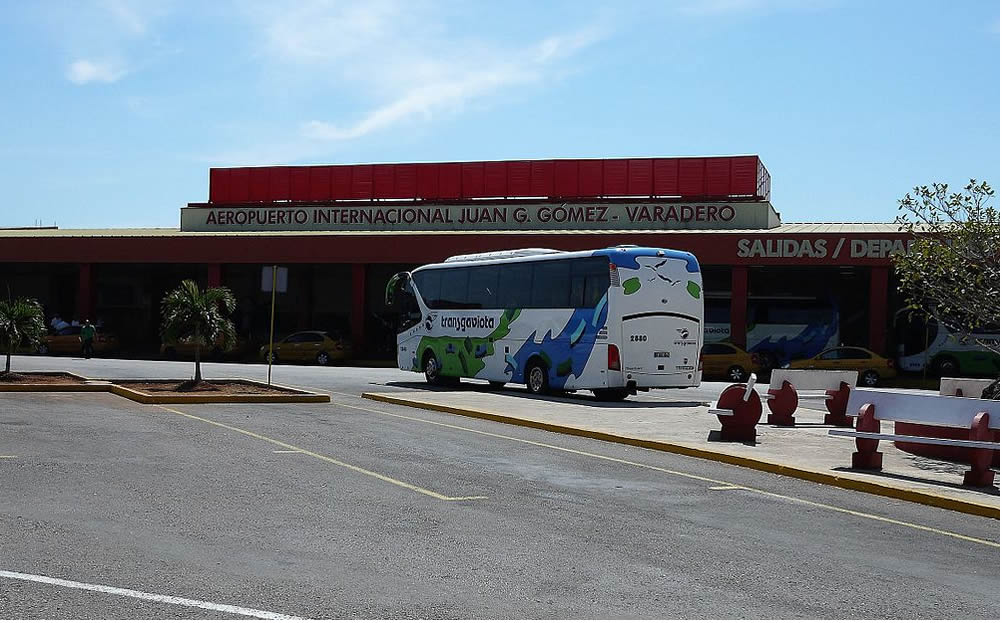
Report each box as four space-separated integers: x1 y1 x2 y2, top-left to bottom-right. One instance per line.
384 271 412 306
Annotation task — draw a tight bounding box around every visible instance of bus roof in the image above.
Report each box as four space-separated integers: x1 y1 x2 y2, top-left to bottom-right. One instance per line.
415 246 700 272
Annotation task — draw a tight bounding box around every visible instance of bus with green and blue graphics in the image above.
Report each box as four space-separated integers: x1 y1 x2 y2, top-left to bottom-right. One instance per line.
385 246 704 401
894 311 1000 377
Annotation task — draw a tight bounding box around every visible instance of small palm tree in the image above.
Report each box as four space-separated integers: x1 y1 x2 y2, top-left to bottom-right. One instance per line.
160 280 237 386
0 297 47 376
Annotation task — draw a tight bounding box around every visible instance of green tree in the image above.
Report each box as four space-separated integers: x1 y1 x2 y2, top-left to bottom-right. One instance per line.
160 280 237 386
0 297 47 376
894 180 1000 360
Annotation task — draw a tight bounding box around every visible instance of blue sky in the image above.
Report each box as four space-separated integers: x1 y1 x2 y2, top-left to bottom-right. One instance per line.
0 0 997 229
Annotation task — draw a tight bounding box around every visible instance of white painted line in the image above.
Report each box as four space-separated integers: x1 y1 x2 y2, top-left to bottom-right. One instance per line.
709 485 744 491
0 455 16 459
0 570 298 620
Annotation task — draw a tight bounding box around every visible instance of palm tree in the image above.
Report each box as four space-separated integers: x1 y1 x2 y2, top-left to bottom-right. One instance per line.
160 280 237 386
0 297 47 376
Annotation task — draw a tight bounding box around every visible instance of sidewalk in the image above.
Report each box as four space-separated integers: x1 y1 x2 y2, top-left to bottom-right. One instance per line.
362 385 999 518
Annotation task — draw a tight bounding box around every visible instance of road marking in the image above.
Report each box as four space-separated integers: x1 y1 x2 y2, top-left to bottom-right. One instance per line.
155 406 486 502
0 569 296 620
0 455 17 459
330 399 1000 548
709 485 744 490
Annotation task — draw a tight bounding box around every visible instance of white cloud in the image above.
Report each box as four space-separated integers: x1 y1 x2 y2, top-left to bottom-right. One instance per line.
240 0 608 144
66 59 127 84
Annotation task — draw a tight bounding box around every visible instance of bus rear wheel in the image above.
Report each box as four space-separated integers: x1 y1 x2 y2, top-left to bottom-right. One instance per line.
593 388 630 402
526 361 549 395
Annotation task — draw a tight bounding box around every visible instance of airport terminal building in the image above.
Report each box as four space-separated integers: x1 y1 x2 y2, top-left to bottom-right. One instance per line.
0 155 914 362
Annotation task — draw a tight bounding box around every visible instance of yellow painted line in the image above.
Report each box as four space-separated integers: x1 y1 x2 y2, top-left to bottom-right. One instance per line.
360 392 1000 520
155 405 485 502
342 397 1000 548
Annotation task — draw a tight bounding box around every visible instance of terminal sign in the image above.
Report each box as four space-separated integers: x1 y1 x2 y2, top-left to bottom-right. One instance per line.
737 237 912 260
181 201 779 233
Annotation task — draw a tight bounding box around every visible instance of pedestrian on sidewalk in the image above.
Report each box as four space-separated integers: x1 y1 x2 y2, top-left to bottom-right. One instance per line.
80 319 96 358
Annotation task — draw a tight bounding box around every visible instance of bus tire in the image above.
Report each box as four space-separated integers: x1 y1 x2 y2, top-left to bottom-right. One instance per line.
487 381 506 390
526 359 549 395
933 356 958 377
727 365 747 382
861 370 880 387
315 351 330 366
423 351 443 385
593 388 630 402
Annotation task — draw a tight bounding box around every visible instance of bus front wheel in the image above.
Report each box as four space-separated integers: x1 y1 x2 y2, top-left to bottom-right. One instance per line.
526 361 549 395
424 352 443 385
933 356 958 377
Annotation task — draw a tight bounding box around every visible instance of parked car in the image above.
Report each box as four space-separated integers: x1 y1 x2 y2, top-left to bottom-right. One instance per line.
161 336 245 360
786 346 896 387
38 326 119 356
259 331 349 365
700 342 764 381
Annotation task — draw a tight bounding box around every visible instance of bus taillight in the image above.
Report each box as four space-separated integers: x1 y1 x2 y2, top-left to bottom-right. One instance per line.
608 344 621 371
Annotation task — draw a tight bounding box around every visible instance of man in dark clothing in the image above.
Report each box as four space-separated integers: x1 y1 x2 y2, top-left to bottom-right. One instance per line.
80 319 96 358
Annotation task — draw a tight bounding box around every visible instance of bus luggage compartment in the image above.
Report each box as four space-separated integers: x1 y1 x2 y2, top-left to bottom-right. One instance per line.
621 313 700 388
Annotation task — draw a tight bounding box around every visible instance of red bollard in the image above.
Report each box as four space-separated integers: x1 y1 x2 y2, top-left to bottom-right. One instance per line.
851 403 883 470
824 381 853 427
715 381 762 442
766 380 798 426
964 412 996 487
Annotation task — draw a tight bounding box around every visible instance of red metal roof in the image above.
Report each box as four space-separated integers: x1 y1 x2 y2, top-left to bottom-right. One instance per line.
208 156 771 204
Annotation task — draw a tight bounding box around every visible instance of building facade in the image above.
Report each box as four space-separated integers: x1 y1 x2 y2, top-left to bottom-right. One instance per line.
0 156 912 363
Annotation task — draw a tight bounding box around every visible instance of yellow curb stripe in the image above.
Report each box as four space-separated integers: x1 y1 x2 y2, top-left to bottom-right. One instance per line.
360 392 1000 522
155 405 485 502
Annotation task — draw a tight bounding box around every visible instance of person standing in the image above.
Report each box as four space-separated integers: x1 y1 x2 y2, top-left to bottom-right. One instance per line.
80 319 96 358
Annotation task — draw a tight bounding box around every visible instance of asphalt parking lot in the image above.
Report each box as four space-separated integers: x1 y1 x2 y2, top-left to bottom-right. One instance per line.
1 357 998 619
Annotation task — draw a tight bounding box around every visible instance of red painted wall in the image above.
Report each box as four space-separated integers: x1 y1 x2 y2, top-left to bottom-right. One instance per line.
207 156 770 204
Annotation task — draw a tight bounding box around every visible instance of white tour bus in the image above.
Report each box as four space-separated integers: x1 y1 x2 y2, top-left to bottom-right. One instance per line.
385 246 704 401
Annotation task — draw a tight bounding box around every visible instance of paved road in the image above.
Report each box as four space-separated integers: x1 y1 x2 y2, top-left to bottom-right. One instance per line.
0 356 997 619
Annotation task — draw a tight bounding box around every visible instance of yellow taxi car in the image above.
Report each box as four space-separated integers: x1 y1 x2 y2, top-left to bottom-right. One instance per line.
259 330 349 366
786 346 896 387
699 342 764 382
38 326 119 356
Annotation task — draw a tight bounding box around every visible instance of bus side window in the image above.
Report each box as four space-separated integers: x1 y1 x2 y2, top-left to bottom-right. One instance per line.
570 257 610 308
439 268 470 309
468 266 499 309
412 270 441 309
531 260 570 308
498 263 533 309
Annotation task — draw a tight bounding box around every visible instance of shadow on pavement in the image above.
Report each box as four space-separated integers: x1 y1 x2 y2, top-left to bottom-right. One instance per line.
380 380 708 408
832 466 1000 495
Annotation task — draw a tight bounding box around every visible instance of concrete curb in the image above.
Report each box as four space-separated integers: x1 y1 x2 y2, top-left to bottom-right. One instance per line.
0 373 329 404
361 392 999 520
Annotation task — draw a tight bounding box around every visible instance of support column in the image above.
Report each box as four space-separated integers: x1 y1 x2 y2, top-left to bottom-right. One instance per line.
730 266 748 349
351 263 366 358
75 263 94 322
868 266 889 356
207 263 222 289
